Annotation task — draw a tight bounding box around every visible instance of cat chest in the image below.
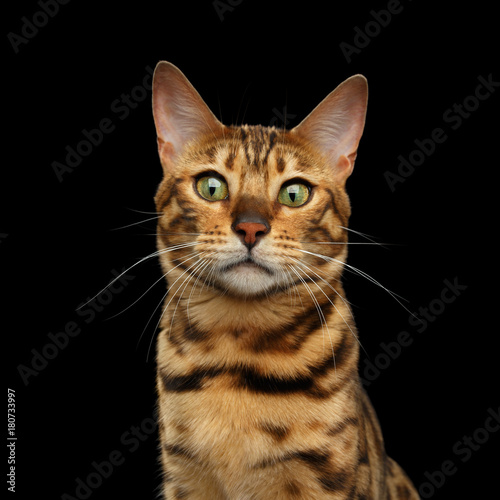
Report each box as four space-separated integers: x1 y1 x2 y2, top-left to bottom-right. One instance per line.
159 376 347 469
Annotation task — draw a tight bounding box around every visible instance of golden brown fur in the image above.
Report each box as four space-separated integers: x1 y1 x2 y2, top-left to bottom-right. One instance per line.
152 61 419 499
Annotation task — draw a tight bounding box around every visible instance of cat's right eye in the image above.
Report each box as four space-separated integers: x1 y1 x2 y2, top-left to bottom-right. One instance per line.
196 175 229 202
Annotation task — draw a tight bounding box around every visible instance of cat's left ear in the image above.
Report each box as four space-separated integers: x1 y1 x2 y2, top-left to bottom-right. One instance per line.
152 61 224 173
291 75 368 183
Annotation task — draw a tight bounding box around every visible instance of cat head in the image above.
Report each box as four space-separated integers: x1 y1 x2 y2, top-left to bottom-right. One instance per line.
152 61 367 298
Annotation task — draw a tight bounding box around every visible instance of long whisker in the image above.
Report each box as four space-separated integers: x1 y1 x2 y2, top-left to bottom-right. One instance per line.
279 263 302 309
77 242 200 310
338 226 382 246
295 247 414 316
126 208 163 215
300 241 395 246
167 262 204 344
169 255 215 339
288 256 353 315
110 215 162 231
157 232 206 237
289 257 365 356
290 256 354 307
186 256 216 323
142 255 208 361
287 264 335 365
107 249 202 321
199 257 221 295
146 255 213 361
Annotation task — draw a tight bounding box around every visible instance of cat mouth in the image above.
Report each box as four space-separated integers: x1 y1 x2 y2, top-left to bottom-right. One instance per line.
216 255 284 296
223 256 274 275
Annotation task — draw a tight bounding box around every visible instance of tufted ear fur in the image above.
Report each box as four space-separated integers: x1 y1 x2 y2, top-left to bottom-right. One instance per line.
152 61 224 173
291 75 368 184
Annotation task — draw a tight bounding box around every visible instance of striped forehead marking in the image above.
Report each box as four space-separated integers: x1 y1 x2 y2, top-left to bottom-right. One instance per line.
236 125 278 174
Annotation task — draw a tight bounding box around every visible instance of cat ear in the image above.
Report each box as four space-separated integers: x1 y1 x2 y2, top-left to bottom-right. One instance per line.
291 75 368 183
152 61 224 173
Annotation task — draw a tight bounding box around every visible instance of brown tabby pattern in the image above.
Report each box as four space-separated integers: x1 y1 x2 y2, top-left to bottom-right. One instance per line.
151 61 419 499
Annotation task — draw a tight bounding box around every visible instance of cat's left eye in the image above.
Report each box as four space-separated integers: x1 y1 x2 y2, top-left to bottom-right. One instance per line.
278 182 310 207
196 175 229 201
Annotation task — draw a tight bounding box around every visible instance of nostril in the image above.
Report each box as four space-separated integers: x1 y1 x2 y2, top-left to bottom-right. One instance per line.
233 222 269 247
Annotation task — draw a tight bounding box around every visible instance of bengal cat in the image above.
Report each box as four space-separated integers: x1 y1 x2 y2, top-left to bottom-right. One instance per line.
151 61 419 499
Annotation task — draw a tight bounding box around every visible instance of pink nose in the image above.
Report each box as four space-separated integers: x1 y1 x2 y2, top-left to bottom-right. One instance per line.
234 222 269 246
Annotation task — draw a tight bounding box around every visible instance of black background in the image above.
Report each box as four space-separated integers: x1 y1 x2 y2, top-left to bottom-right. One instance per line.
4 1 498 499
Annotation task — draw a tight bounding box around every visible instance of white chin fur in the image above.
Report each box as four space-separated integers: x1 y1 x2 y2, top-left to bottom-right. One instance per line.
219 264 282 296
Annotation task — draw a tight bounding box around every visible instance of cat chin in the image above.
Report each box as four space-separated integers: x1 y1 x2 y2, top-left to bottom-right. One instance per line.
219 263 283 297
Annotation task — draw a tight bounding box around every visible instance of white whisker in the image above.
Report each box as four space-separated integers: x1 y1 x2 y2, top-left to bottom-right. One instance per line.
295 247 413 315
158 232 206 237
186 256 216 323
111 215 163 231
338 226 382 246
279 264 301 309
77 242 200 310
199 258 221 295
289 257 350 312
287 264 335 366
144 255 209 361
300 241 393 246
166 257 212 350
106 249 202 322
289 257 365 356
126 208 163 215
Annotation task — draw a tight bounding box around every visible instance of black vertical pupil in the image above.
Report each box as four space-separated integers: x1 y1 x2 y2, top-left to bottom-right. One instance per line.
209 186 216 196
289 192 296 202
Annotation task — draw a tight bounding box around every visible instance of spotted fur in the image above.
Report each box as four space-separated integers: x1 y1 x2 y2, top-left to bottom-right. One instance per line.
152 61 419 499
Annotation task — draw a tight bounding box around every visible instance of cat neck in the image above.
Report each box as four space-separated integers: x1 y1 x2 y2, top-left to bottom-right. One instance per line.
159 276 359 370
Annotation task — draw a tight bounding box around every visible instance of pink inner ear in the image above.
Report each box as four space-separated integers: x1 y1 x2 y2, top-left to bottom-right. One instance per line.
152 61 223 172
291 74 368 180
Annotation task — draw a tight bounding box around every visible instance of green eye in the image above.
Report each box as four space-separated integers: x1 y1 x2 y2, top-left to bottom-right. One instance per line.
196 176 228 201
278 182 310 207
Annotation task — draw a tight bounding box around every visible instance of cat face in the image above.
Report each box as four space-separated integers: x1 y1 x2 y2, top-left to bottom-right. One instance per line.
152 62 367 297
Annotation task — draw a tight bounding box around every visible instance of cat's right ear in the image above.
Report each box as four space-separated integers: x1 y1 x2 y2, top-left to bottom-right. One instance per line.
152 61 223 173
